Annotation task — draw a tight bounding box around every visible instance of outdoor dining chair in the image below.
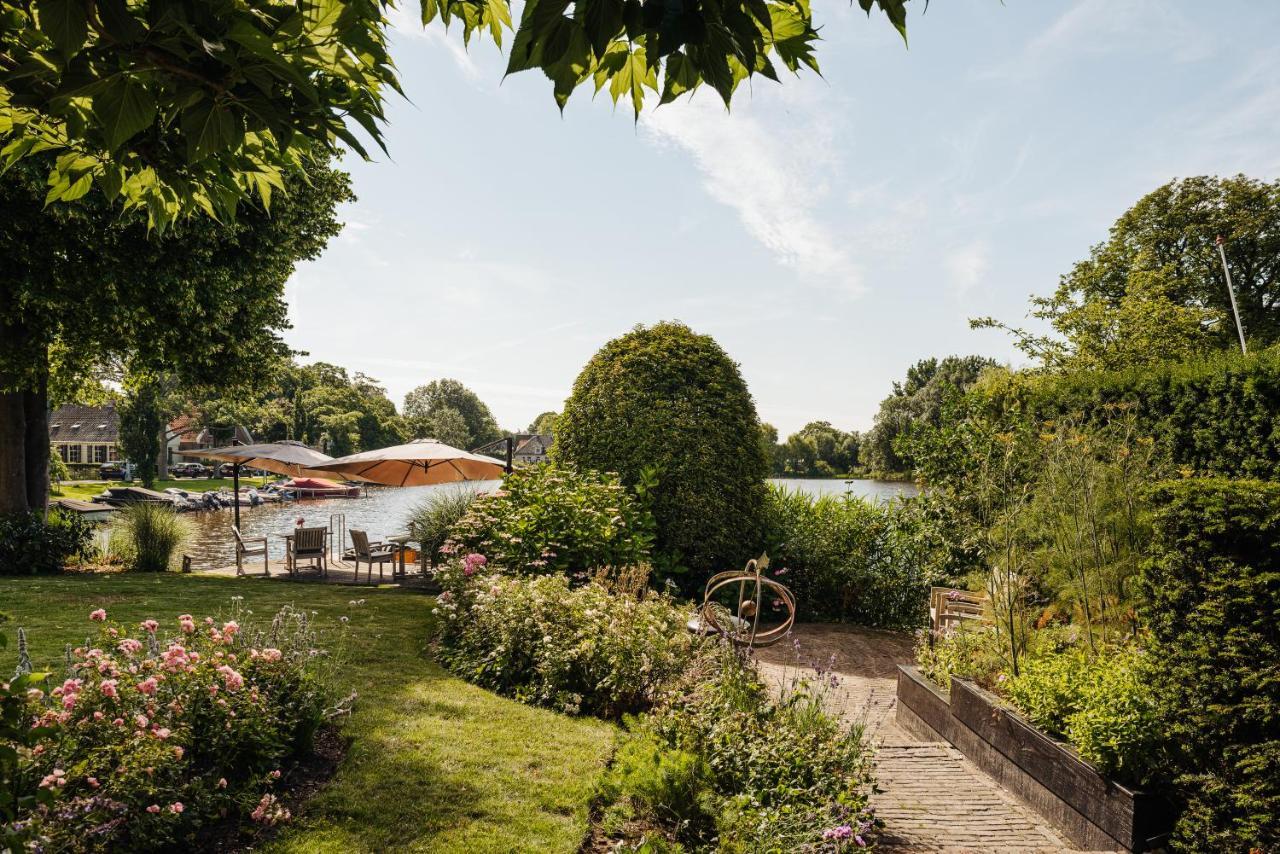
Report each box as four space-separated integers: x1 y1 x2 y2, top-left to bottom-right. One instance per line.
232 526 269 577
349 529 400 585
288 527 328 578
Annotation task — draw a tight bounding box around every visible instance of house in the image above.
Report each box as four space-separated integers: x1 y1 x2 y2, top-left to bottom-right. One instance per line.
50 404 120 465
474 433 554 467
164 417 253 469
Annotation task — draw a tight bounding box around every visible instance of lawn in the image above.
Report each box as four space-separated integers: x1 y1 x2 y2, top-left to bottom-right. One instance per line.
51 477 273 501
0 573 615 853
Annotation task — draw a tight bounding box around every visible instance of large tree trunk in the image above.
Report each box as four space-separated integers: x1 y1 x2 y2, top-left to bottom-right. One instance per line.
23 364 48 515
0 389 27 514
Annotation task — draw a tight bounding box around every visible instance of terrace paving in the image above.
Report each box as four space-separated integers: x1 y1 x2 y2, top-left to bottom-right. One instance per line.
754 623 1100 853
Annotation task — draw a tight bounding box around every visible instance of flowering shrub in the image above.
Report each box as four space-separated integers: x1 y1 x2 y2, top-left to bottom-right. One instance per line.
443 464 656 576
606 643 880 851
3 600 349 851
431 558 697 717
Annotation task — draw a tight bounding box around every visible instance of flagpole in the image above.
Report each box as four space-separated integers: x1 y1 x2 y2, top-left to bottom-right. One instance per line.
1215 235 1248 355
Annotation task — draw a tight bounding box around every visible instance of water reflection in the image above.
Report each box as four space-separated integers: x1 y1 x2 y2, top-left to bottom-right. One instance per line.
172 478 917 570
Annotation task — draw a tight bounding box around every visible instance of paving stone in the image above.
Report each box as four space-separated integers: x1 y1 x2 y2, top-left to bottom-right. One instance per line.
755 624 1091 852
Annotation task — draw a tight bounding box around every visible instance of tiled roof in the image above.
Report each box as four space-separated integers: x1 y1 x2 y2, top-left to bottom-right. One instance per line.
49 404 120 444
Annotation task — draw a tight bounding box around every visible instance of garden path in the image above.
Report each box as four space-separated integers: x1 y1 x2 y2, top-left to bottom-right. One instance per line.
754 624 1088 853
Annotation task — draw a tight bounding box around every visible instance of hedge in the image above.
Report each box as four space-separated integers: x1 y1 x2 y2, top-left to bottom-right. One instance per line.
1140 478 1280 851
979 349 1280 479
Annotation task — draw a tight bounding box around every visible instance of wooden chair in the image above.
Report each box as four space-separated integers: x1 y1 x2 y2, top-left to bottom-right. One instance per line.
349 529 399 585
930 586 987 634
233 526 269 577
288 527 328 578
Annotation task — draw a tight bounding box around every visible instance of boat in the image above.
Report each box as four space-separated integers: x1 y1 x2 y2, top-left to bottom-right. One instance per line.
277 477 362 499
92 485 182 508
53 497 119 523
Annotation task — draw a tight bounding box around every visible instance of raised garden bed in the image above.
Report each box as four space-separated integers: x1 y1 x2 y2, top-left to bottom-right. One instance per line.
896 665 1173 853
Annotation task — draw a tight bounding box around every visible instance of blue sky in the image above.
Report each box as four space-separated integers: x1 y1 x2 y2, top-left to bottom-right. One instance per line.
284 0 1280 436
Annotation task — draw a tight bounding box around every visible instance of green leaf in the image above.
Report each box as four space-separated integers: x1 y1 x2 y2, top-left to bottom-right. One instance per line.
93 77 157 151
605 44 655 117
659 51 698 104
34 0 88 56
181 100 237 163
580 0 624 59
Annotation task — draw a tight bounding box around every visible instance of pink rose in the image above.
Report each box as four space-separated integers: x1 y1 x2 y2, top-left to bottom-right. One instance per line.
134 713 149 728
87 777 100 788
90 609 107 622
99 679 118 699
141 619 159 634
146 804 161 814
217 777 228 789
222 621 240 636
169 802 184 814
136 677 158 696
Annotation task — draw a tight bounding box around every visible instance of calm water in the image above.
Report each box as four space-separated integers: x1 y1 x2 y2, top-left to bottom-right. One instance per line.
168 478 915 570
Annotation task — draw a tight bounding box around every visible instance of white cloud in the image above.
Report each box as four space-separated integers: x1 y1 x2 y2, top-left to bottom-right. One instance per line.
387 5 483 81
641 91 863 296
980 0 1215 81
945 242 989 299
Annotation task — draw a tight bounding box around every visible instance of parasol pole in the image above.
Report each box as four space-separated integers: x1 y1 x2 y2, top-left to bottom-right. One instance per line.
231 437 242 531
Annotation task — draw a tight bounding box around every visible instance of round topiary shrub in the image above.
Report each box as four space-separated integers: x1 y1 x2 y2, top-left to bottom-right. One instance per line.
554 321 769 581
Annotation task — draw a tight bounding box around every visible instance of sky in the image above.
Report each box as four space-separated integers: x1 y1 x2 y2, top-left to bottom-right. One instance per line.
282 1 1280 437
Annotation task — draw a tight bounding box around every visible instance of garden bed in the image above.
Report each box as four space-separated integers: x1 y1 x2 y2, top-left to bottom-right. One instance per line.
896 665 1173 853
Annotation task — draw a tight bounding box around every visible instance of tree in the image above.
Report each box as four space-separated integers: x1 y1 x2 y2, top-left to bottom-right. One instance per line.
863 355 996 476
974 175 1280 370
403 380 500 449
775 421 859 477
118 371 167 488
1 0 914 225
0 157 351 513
527 411 560 435
554 321 768 579
414 406 470 449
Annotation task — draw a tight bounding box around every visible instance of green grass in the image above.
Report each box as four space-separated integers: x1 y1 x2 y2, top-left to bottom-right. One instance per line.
0 574 615 853
51 477 272 501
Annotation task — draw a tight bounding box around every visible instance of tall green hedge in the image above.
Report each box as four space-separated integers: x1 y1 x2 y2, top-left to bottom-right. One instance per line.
1140 478 1280 852
554 322 768 581
979 349 1280 478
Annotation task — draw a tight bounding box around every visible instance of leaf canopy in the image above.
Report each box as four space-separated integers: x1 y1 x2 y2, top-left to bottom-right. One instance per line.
1 0 915 225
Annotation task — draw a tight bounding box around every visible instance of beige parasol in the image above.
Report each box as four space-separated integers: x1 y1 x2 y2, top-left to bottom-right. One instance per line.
312 439 507 487
178 440 340 481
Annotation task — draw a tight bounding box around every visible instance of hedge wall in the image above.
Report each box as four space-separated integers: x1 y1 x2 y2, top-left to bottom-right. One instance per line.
980 349 1280 478
1140 478 1280 852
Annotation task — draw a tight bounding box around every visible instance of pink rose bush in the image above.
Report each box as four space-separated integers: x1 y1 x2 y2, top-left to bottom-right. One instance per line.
3 602 350 851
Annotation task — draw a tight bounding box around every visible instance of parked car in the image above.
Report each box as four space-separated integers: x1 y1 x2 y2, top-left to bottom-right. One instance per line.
218 463 239 477
171 462 210 478
99 462 126 480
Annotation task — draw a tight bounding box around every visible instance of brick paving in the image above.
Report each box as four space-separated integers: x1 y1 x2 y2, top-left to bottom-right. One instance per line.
754 624 1091 853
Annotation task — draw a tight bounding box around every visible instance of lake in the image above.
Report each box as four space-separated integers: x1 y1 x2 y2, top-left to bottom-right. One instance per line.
173 478 918 570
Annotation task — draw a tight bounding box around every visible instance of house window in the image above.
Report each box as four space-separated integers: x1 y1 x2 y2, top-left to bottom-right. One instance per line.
58 444 71 462
68 445 82 463
93 445 108 463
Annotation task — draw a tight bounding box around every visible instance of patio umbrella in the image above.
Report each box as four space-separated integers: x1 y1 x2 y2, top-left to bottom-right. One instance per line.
312 439 507 487
177 440 341 528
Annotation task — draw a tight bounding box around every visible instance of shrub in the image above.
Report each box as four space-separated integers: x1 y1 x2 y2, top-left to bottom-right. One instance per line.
914 624 1008 691
1140 478 1280 851
0 509 93 576
114 503 190 572
554 322 769 582
1063 645 1160 784
1001 646 1089 736
638 643 879 850
596 732 718 846
4 601 349 851
975 349 1280 479
443 464 655 576
763 486 946 629
431 560 698 717
405 485 480 567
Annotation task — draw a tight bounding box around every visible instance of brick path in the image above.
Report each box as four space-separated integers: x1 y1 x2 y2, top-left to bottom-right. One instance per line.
754 624 1087 853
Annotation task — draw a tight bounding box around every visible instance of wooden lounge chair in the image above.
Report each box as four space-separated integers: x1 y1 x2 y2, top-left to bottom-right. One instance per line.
349 529 399 585
233 526 269 577
930 586 987 633
288 527 328 578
